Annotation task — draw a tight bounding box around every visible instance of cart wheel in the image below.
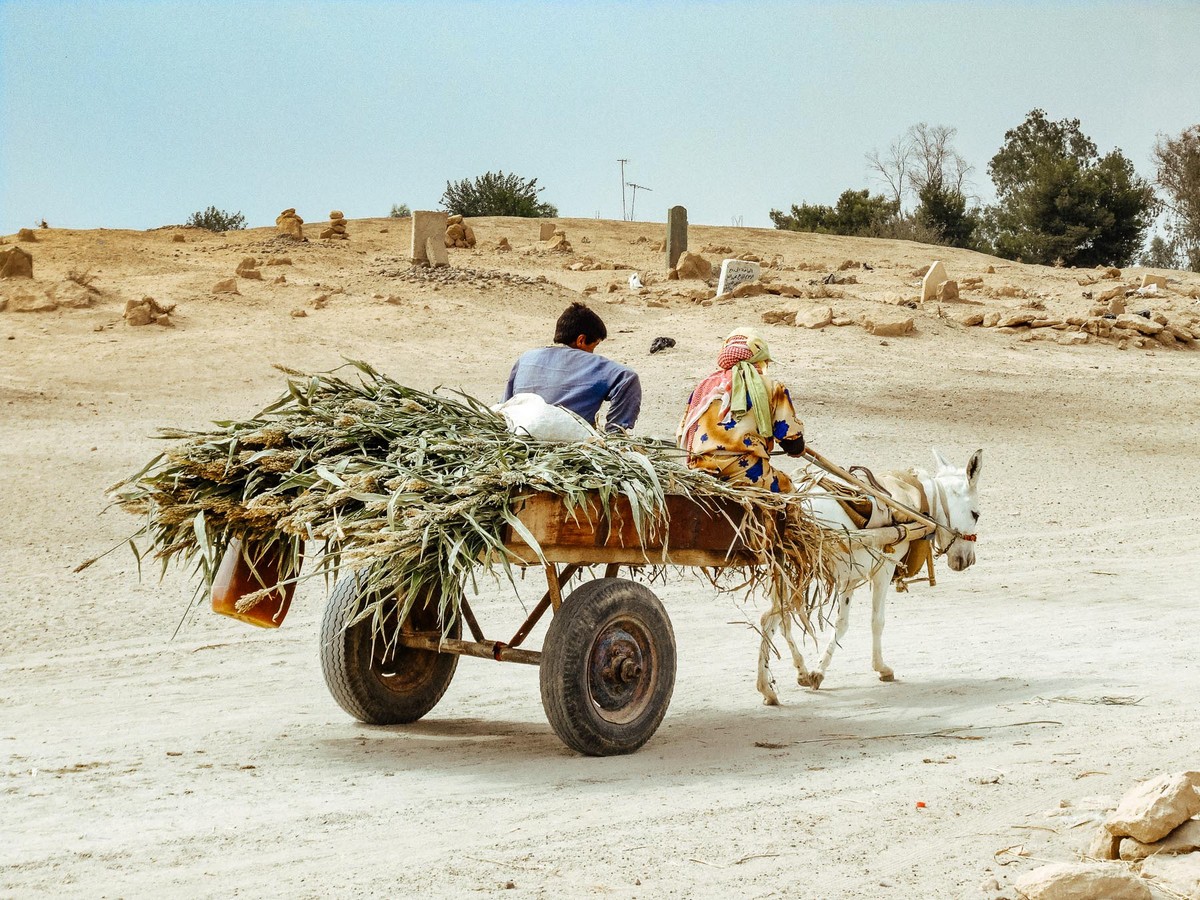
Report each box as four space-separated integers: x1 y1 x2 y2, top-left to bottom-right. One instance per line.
540 578 676 756
320 576 460 725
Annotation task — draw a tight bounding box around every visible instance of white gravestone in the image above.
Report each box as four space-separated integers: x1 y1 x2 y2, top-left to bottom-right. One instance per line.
717 259 762 297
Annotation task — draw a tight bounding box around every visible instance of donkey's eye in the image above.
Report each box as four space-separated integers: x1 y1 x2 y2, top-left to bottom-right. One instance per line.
971 510 980 522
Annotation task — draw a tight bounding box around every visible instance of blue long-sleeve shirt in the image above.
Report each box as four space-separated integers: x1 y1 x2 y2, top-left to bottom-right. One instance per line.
503 346 642 432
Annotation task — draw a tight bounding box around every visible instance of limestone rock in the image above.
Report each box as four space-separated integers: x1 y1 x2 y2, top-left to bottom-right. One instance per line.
155 313 173 327
446 214 464 226
446 223 466 244
290 308 307 317
212 278 240 294
125 304 154 326
53 280 99 309
861 316 914 337
7 292 57 312
1099 266 1122 279
986 265 996 274
998 310 1039 328
1014 862 1149 900
760 309 796 326
271 275 286 285
955 312 985 326
921 260 949 301
729 282 767 299
539 222 557 241
1084 824 1122 860
837 259 856 271
320 228 336 239
1109 294 1127 315
1114 314 1164 336
497 238 512 252
329 210 344 220
1106 773 1200 843
1119 818 1200 860
265 257 292 266
123 296 175 326
795 305 833 329
311 294 329 309
0 246 34 279
961 276 983 287
236 258 261 278
171 233 186 243
1058 331 1090 346
1140 273 1168 290
17 228 37 242
674 252 712 280
425 237 450 268
983 312 1001 327
462 224 476 248
936 279 959 301
1138 852 1200 898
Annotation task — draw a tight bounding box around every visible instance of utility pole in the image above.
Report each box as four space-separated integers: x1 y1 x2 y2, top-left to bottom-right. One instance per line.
617 159 629 221
626 182 652 221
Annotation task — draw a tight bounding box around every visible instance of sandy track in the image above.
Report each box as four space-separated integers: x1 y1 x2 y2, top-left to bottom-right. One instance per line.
3 220 1199 897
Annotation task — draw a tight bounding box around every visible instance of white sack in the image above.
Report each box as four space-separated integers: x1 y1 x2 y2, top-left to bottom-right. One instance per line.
491 393 597 442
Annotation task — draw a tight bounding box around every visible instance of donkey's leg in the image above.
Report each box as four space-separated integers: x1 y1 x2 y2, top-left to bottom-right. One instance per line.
778 607 814 688
756 605 783 706
811 590 853 690
870 564 899 681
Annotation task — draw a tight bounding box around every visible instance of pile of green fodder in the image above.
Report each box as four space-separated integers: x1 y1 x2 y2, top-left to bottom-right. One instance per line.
98 361 842 643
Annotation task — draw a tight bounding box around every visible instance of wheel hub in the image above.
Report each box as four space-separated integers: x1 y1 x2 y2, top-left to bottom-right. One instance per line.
588 620 655 723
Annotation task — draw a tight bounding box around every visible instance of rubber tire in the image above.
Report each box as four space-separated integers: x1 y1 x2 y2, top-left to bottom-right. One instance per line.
320 575 460 725
539 578 676 756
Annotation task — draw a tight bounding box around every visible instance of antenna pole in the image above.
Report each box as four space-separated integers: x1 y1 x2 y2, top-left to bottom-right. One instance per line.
618 159 629 221
625 182 652 221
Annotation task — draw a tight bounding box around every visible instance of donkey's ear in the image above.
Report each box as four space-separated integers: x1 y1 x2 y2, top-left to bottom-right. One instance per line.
966 449 983 487
932 448 951 471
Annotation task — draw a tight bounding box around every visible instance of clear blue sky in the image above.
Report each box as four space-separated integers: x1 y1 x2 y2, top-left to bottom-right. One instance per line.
2 1 1197 234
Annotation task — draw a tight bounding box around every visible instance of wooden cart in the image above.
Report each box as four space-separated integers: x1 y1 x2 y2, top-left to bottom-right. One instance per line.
319 491 933 756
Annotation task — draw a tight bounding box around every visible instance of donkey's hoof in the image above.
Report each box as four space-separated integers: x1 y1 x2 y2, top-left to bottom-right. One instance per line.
761 692 780 707
878 670 895 682
808 672 825 690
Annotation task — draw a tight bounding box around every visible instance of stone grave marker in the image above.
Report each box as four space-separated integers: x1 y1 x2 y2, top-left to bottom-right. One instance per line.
921 260 949 301
539 221 557 241
717 259 761 297
666 206 687 269
411 211 449 264
425 237 450 268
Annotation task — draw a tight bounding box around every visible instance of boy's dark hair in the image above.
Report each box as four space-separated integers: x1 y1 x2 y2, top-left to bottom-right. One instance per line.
553 302 607 345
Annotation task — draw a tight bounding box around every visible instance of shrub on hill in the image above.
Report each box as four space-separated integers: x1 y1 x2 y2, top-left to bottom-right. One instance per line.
185 207 246 232
389 204 411 218
441 171 557 218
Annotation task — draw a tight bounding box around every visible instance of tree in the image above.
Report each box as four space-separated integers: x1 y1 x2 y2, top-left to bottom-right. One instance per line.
1141 234 1182 269
1152 125 1200 271
984 109 1158 266
389 203 411 218
868 122 977 247
440 171 557 218
770 189 899 236
915 182 978 248
186 206 246 232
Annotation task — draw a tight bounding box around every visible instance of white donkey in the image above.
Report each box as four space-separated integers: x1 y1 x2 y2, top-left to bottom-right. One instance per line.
756 449 982 705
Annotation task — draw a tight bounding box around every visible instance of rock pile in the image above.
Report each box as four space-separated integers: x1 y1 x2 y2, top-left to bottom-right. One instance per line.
17 228 37 242
1 246 34 279
921 260 959 302
1007 770 1200 900
496 237 512 252
275 209 305 240
376 264 549 289
541 229 572 253
321 211 349 240
445 215 476 249
124 297 175 327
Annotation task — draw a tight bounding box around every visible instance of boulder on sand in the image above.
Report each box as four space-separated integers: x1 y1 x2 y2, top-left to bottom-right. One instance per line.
0 246 34 279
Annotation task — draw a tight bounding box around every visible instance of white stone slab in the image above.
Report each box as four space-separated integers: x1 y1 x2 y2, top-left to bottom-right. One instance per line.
717 259 761 297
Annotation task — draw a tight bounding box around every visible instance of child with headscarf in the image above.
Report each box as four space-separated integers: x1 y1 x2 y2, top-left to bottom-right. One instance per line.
676 328 805 492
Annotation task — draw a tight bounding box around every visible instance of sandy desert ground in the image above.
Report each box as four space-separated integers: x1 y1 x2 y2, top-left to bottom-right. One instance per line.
2 216 1199 898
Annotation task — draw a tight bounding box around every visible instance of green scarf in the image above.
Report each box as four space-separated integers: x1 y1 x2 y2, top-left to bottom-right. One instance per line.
727 334 772 436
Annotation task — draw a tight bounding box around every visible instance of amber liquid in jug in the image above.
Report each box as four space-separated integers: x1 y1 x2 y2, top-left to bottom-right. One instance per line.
211 538 303 628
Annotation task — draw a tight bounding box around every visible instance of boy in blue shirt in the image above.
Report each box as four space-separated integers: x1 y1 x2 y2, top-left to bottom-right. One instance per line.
503 302 642 433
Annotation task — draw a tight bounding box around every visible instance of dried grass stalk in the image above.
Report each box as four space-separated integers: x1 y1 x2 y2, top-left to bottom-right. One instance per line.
105 360 843 641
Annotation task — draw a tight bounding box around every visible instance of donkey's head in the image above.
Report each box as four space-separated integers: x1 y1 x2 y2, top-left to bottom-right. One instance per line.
930 449 983 572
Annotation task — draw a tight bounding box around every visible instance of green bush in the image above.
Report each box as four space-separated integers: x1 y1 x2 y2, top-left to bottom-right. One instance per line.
389 203 411 218
441 171 557 218
186 206 246 232
770 189 899 236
